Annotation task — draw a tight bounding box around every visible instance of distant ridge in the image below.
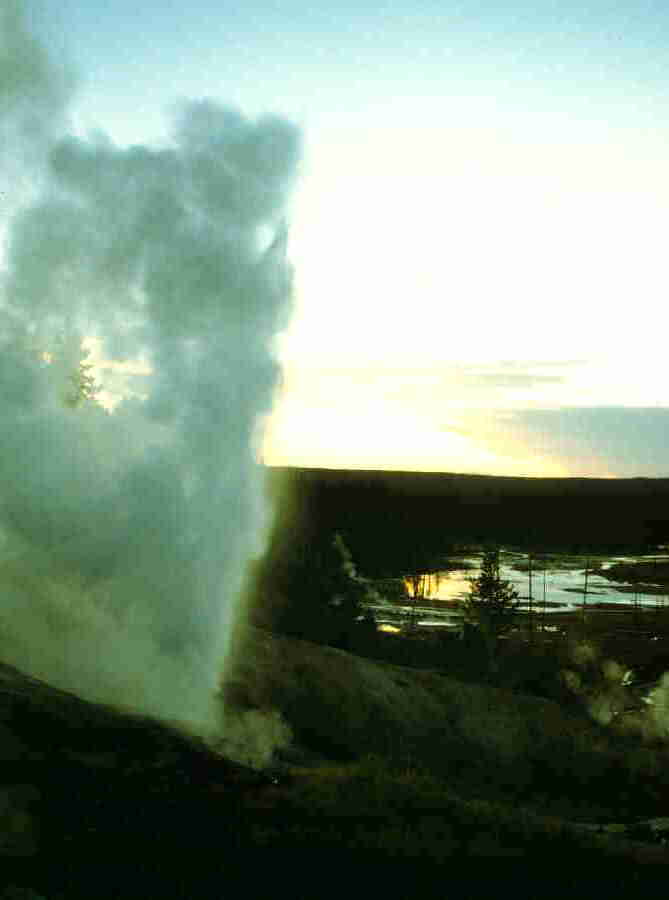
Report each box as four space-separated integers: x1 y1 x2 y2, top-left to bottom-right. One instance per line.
266 463 667 485
262 466 669 567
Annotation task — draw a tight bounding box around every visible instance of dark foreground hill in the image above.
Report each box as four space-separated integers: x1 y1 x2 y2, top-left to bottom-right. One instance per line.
0 658 281 895
2 625 669 896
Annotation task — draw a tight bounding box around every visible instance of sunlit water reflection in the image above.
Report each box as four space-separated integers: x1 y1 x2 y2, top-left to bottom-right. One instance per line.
368 552 669 632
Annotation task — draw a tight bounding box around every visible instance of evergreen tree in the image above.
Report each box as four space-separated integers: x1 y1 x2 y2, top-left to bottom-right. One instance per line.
63 358 100 408
461 547 520 674
43 332 101 409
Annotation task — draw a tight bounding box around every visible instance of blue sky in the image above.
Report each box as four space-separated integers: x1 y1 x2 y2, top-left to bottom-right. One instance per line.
27 0 669 475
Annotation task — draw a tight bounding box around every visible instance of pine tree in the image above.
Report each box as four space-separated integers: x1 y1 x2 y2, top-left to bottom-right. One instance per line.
44 332 101 409
461 547 520 674
63 359 100 408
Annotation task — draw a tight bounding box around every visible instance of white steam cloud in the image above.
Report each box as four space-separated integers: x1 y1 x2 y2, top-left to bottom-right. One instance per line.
561 639 669 743
0 3 300 737
0 0 75 202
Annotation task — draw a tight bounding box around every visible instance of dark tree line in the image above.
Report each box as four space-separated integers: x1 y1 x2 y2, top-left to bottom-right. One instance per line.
249 529 378 652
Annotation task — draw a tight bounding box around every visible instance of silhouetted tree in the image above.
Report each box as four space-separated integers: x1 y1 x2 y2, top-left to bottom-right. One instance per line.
42 332 101 409
63 358 100 408
461 546 520 675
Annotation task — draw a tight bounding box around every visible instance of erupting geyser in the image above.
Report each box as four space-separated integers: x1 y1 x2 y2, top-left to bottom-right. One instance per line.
0 3 300 739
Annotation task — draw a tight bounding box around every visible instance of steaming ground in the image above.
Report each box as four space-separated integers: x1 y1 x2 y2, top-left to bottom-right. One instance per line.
0 2 300 739
223 626 669 789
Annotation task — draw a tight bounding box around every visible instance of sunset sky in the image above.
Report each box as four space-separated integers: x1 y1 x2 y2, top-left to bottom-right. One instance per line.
28 0 669 476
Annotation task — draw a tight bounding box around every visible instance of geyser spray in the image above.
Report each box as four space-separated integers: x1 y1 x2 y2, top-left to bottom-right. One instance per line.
0 2 300 739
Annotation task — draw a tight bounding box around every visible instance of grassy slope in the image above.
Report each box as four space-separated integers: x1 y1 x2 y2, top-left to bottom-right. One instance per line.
225 624 669 869
1 623 668 894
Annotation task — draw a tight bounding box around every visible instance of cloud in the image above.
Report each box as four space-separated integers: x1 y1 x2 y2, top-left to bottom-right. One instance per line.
458 372 566 389
494 359 587 369
459 407 669 478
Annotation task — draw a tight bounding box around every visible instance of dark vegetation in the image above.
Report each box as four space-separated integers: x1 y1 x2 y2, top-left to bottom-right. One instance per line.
4 616 669 895
238 469 669 883
248 528 378 652
459 546 521 673
5 468 669 894
263 466 669 571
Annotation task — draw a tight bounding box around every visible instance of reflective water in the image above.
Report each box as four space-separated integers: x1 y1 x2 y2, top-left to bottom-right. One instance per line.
368 552 669 631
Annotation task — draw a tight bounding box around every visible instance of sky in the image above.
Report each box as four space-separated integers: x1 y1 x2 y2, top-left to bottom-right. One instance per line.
20 0 669 476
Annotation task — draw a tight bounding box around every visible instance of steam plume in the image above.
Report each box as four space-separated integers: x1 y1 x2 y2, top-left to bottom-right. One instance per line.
0 3 300 737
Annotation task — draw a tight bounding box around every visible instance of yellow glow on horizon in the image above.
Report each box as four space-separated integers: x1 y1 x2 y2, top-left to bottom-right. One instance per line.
261 360 576 477
261 425 573 477
65 121 669 479
263 127 669 477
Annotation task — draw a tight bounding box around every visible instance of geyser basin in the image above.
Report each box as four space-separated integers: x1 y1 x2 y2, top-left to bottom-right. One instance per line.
0 6 300 736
